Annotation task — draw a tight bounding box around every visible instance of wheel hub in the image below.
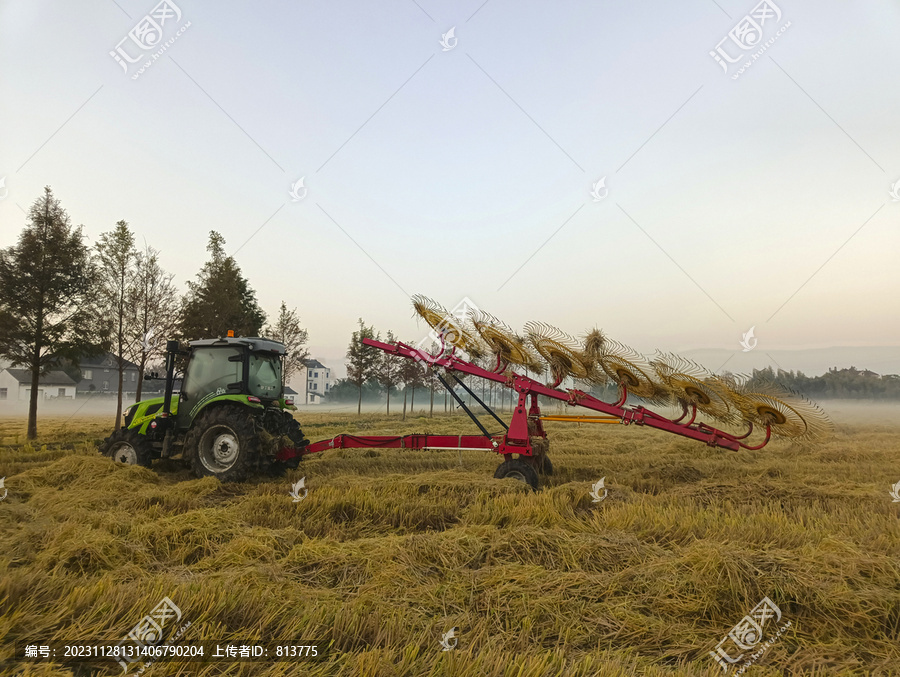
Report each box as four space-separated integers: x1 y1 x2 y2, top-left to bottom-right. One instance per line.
213 434 238 463
113 443 138 464
199 426 240 471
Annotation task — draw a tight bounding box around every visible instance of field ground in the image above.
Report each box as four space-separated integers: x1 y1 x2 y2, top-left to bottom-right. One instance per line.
1 402 899 676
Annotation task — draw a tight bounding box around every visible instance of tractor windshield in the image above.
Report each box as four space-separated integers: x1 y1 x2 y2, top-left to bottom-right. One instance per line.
248 352 282 399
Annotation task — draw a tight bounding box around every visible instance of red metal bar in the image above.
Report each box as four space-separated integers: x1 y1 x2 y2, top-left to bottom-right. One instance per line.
302 433 499 455
362 338 749 452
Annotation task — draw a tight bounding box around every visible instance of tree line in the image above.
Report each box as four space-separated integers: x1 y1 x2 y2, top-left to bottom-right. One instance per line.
0 187 309 438
741 365 900 400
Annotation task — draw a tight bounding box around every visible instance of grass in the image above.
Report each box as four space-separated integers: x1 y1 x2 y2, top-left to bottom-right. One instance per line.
1 406 899 676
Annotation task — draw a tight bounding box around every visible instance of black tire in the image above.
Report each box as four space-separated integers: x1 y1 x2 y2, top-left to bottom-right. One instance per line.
284 413 310 449
264 454 301 477
99 428 154 468
493 458 540 490
185 405 258 482
536 455 553 476
266 413 308 476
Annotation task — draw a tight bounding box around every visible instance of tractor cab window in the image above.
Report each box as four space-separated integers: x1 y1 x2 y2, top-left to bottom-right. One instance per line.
181 347 243 403
248 353 282 399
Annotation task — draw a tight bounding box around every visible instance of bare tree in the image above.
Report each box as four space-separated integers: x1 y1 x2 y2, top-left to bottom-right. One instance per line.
96 220 138 428
399 348 424 420
126 244 180 401
264 301 309 387
376 330 400 414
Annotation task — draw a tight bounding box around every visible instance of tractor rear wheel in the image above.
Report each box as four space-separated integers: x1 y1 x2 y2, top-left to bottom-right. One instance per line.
99 428 154 468
265 413 309 476
494 458 540 490
186 405 258 482
284 413 310 449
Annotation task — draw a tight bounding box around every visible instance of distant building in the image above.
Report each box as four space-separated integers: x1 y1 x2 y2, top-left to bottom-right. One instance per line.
76 353 140 394
303 359 334 404
0 368 77 402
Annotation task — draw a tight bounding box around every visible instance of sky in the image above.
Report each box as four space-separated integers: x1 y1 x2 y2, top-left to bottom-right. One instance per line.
1 0 898 378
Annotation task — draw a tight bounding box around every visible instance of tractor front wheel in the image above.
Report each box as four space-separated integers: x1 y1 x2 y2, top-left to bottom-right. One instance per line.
99 428 154 468
493 458 540 491
186 405 258 482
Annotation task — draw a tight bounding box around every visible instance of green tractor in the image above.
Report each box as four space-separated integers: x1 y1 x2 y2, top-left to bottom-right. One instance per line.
99 336 309 481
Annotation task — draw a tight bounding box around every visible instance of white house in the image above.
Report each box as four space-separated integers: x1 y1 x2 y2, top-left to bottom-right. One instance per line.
0 368 77 402
303 359 334 404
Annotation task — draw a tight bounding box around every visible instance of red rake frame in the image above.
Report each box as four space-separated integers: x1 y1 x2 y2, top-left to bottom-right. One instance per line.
284 338 771 488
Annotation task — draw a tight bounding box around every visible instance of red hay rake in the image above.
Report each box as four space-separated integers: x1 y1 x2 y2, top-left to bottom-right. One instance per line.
290 297 831 490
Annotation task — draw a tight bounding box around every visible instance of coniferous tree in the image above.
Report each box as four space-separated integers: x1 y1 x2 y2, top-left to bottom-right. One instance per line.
0 187 108 438
180 231 265 339
346 319 380 415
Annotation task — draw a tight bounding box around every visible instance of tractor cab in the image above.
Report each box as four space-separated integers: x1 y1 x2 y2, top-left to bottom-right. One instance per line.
178 337 287 430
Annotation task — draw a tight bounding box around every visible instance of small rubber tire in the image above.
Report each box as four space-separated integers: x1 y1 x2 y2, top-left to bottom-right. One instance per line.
536 455 553 476
99 428 154 468
494 458 540 490
185 405 258 482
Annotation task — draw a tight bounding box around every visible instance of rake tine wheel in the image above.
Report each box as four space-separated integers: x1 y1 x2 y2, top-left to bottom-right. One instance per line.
594 340 669 405
471 311 543 373
651 352 738 424
726 379 834 443
581 329 611 387
411 294 486 360
524 322 592 388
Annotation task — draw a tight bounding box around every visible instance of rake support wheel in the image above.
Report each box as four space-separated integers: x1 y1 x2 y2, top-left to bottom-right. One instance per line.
494 458 540 490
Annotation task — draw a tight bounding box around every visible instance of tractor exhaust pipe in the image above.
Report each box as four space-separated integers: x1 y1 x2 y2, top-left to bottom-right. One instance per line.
162 339 179 417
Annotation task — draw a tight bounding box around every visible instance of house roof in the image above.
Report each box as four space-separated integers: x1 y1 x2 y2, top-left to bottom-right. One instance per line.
3 369 77 386
305 359 328 370
284 386 298 395
78 352 140 370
